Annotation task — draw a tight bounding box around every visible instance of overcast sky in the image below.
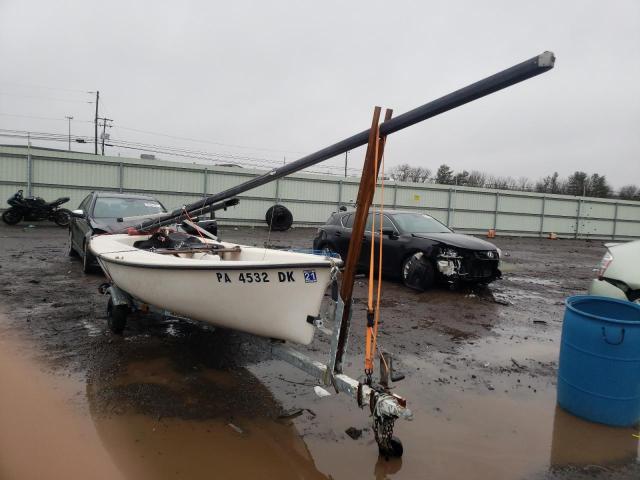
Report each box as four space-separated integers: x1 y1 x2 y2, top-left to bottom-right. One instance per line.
1 1 638 188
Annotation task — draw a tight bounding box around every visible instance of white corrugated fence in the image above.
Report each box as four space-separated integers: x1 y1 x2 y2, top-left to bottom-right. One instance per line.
1 145 639 240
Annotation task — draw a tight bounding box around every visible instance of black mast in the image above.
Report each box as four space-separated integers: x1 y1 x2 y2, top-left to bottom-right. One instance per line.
135 51 555 232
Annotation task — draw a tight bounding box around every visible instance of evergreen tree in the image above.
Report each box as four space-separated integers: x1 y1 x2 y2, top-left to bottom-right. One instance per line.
435 164 454 185
565 171 589 196
588 173 611 198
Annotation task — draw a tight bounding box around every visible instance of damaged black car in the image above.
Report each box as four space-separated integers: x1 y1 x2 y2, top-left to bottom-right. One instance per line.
313 209 501 291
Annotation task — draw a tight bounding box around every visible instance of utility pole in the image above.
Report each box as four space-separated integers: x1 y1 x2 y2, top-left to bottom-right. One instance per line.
94 91 99 154
98 117 113 155
65 115 73 151
344 150 349 178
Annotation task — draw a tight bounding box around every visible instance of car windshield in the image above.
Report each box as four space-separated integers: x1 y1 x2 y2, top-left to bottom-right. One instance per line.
92 197 165 218
392 213 452 234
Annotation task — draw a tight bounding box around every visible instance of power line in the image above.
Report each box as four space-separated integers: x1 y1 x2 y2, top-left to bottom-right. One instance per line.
0 92 94 104
0 112 94 123
0 81 90 94
0 128 363 174
113 123 309 156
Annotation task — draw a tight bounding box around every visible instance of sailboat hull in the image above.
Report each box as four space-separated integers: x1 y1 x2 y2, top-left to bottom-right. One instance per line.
92 235 338 344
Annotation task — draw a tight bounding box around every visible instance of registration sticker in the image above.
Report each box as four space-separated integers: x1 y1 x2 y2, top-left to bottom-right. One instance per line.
303 270 317 283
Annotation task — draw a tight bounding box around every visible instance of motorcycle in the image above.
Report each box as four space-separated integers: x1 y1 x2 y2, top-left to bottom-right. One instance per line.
2 190 72 227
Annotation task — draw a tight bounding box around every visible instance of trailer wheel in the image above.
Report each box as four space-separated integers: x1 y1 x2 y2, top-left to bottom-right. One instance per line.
107 297 128 334
379 436 404 458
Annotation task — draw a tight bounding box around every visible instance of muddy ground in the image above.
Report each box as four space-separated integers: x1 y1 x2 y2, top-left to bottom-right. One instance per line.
0 222 638 479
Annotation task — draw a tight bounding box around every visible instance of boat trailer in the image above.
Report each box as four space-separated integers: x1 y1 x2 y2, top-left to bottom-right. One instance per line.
101 271 412 457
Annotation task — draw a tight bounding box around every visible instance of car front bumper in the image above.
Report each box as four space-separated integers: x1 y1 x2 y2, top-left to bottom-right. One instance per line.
588 278 628 301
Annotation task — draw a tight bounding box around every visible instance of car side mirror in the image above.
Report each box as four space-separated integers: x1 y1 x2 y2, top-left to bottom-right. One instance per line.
382 228 398 238
71 209 85 218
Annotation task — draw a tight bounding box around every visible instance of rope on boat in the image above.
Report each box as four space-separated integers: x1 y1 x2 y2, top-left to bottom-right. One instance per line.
181 206 205 242
364 122 386 383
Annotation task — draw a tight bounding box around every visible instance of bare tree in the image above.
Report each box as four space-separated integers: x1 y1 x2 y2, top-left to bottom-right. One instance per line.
466 170 487 187
619 185 639 200
389 163 413 182
535 172 563 194
487 176 517 190
517 176 533 191
407 166 432 183
389 163 432 183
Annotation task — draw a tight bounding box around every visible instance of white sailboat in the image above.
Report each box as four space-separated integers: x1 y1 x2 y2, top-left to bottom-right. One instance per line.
90 233 340 344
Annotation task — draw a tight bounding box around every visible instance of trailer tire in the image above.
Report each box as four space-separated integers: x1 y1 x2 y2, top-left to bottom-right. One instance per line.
265 205 293 231
107 297 128 335
379 436 404 458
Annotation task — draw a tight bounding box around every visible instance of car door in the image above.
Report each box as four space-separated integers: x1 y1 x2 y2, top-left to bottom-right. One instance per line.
378 214 402 276
361 213 400 274
359 213 375 269
71 194 92 251
332 213 354 257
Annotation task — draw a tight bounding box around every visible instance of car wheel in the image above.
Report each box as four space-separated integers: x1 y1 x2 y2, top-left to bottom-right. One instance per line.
401 252 435 292
67 229 78 257
107 297 127 335
82 240 95 273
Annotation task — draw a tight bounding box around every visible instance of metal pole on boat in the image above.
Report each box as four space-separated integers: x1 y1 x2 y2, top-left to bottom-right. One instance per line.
134 51 555 232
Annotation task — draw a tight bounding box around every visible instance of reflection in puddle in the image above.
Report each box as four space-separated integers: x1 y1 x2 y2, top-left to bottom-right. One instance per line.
89 413 327 479
551 406 639 468
462 335 558 365
86 341 329 479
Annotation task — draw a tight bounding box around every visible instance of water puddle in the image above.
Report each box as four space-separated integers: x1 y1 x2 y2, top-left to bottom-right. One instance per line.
82 319 102 337
1 310 638 479
507 275 561 288
0 330 122 480
463 334 559 365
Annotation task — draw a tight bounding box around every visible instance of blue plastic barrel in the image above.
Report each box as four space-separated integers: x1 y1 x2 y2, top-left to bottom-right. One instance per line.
557 295 640 426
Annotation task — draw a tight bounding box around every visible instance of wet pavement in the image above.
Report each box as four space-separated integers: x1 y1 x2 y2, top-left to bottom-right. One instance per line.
0 222 638 479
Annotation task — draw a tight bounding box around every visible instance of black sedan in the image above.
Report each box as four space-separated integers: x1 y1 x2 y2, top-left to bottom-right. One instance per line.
313 209 501 290
68 192 169 273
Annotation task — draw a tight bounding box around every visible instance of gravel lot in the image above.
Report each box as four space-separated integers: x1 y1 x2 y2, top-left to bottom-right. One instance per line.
0 222 638 479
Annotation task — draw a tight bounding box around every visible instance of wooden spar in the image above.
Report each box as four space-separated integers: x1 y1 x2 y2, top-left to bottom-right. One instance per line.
334 107 393 374
132 52 555 232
